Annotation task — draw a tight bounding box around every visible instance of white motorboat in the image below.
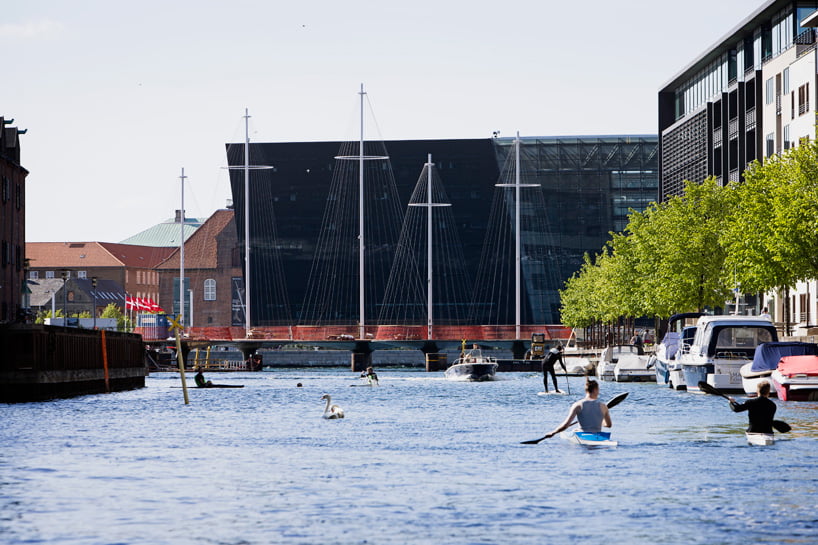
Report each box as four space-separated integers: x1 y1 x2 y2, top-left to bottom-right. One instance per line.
650 312 702 389
597 345 645 381
614 351 655 382
678 316 778 393
739 341 818 396
444 346 498 381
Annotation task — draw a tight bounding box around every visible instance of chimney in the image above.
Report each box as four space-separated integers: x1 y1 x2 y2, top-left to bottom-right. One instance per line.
175 209 184 223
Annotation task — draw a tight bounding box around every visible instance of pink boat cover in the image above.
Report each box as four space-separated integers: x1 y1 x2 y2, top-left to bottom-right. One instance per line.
777 355 818 377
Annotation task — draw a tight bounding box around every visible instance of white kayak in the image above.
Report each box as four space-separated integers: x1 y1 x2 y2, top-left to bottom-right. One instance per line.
746 432 775 446
560 430 618 447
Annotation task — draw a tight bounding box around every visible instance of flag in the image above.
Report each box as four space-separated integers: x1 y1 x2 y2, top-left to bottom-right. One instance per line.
126 296 165 314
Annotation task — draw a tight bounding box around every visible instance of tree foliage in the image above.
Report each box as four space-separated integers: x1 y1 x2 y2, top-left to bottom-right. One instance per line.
559 177 737 326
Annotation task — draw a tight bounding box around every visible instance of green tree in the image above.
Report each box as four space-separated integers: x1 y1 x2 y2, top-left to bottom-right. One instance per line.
100 303 129 331
724 141 818 292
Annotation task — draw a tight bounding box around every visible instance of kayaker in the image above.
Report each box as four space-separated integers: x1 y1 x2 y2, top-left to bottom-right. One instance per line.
541 344 567 393
543 379 611 438
194 368 213 388
727 380 776 434
360 366 379 385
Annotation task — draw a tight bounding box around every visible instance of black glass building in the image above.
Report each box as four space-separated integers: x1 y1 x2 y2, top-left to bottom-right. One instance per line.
226 136 658 326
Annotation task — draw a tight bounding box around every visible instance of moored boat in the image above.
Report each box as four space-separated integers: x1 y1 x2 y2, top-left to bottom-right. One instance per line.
444 345 498 381
650 312 702 389
746 432 775 446
678 316 778 393
560 430 618 447
770 355 818 401
739 342 818 396
614 351 655 382
597 345 645 381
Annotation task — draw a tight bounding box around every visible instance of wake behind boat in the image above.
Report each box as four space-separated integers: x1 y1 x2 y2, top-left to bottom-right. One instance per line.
444 345 498 381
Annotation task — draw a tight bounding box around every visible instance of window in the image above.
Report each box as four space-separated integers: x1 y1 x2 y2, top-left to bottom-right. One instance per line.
799 82 810 115
766 77 774 104
29 271 39 280
784 125 791 149
204 279 216 301
783 67 790 95
766 133 775 157
46 270 54 279
77 270 87 279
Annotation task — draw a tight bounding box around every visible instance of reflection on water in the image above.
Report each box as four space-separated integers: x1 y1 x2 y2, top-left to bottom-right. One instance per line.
2 369 818 545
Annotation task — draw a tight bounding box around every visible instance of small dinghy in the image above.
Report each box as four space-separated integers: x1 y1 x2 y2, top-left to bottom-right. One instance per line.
746 432 775 446
560 430 618 447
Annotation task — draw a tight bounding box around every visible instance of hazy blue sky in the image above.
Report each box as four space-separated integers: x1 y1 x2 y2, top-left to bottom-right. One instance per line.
6 0 755 243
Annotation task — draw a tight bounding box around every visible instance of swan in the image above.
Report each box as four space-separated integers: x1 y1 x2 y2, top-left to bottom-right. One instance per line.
321 394 345 419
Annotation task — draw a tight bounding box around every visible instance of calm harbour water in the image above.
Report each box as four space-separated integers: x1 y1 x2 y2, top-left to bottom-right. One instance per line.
2 368 818 545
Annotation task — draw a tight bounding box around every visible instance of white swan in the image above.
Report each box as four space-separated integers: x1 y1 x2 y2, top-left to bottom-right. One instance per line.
321 394 345 419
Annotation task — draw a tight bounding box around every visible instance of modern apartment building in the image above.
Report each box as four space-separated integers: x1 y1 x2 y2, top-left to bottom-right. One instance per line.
659 0 818 331
659 1 818 200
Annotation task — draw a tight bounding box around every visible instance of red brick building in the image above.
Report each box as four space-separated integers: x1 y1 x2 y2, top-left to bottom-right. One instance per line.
0 117 28 323
26 242 174 315
157 209 242 328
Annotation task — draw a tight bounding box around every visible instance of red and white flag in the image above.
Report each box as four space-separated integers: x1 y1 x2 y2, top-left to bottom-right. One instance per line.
125 296 165 314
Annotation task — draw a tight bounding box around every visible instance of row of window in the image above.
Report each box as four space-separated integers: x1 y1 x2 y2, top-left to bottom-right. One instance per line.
29 270 219 301
673 6 817 120
1 176 21 210
1 241 21 269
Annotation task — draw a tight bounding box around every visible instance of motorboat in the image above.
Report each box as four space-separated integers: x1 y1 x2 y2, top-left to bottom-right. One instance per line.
596 345 645 381
678 315 778 393
770 355 818 401
739 342 818 396
444 346 498 381
649 312 702 389
613 350 655 382
596 346 616 381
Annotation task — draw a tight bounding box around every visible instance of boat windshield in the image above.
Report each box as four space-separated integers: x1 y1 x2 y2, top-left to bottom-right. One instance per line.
712 327 775 359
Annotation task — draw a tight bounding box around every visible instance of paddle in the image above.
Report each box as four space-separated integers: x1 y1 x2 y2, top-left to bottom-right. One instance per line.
521 392 628 445
697 381 791 433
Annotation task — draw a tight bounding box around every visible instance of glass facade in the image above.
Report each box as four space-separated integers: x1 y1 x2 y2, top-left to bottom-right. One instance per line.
227 136 658 326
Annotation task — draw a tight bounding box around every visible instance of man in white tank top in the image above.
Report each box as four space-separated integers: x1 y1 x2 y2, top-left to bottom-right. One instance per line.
543 379 612 438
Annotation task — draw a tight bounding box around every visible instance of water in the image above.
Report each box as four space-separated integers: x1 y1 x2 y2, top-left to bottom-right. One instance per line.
2 369 818 545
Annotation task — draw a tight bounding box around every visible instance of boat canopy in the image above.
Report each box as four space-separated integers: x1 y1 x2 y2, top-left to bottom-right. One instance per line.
778 355 818 377
750 342 818 373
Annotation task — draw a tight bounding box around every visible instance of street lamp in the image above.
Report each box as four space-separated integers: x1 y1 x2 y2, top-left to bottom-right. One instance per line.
91 276 98 329
60 270 68 326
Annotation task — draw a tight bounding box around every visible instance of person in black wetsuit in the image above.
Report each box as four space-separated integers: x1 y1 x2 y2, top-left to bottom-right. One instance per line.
194 368 213 388
541 344 567 393
728 380 776 433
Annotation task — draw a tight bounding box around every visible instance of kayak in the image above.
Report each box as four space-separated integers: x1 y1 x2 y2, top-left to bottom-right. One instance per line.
560 430 618 447
746 432 775 446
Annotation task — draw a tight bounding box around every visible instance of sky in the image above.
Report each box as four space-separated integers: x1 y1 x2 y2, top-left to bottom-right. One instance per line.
6 0 756 243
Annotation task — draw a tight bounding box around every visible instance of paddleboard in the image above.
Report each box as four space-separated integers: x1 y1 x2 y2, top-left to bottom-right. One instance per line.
173 384 244 389
537 391 568 396
746 432 775 446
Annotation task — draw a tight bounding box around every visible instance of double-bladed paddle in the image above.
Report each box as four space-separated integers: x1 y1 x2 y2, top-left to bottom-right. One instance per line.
520 392 628 445
697 381 791 433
